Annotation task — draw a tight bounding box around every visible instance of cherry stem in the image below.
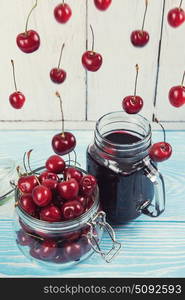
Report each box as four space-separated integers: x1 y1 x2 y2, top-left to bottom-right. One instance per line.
16 166 22 177
68 153 71 167
56 91 65 137
179 0 183 8
63 0 65 4
154 117 166 143
181 70 185 86
57 43 65 69
23 152 28 174
90 25 95 52
141 0 148 31
27 149 33 174
25 0 38 34
73 150 77 166
134 64 139 97
11 60 18 92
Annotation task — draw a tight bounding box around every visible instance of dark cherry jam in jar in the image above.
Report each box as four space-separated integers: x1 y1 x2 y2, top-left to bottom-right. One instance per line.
87 111 165 225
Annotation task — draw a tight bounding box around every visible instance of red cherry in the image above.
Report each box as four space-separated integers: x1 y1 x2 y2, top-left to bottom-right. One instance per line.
82 51 103 72
16 230 33 246
52 132 76 156
61 200 84 220
50 68 66 84
39 240 57 260
130 30 149 47
19 194 36 216
63 241 83 261
58 178 79 200
29 241 42 260
94 0 112 11
76 195 87 208
169 85 185 107
62 231 81 242
42 179 58 191
9 92 26 109
40 204 62 222
64 167 83 182
54 3 72 24
80 175 97 197
18 175 38 193
131 0 149 47
46 155 66 174
16 30 40 53
122 96 143 114
32 185 52 207
39 171 59 183
149 142 172 162
167 7 185 28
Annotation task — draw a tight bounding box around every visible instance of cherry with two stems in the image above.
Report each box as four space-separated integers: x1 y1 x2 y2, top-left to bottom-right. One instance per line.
82 25 103 72
94 0 112 11
169 70 185 107
16 0 40 53
131 0 150 47
52 92 76 155
168 0 185 28
122 64 143 114
50 43 67 84
149 118 172 162
54 0 72 24
9 60 26 109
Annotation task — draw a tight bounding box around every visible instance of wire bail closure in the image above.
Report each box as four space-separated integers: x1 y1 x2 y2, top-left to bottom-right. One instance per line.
86 211 121 263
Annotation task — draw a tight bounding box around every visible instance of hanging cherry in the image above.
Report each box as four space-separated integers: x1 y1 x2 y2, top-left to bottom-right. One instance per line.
169 70 185 107
149 118 172 162
94 0 112 11
52 92 76 155
122 64 143 114
9 60 26 109
131 0 149 47
167 0 185 28
16 0 40 53
82 25 103 72
54 0 72 24
50 43 67 84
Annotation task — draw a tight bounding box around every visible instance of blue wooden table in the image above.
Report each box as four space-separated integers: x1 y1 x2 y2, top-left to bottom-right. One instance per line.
0 130 185 278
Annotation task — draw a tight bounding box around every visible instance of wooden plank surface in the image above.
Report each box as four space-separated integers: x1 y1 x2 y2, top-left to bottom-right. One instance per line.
156 0 185 122
0 0 86 122
0 129 185 277
87 0 164 121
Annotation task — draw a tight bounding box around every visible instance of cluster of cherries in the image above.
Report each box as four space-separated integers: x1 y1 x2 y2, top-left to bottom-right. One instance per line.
17 154 97 222
16 154 98 263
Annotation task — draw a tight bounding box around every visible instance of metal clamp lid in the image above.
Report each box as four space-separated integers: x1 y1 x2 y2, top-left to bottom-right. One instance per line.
86 211 121 263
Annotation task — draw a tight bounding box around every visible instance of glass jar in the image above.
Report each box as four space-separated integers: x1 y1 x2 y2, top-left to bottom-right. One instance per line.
87 111 165 225
0 155 17 206
13 167 121 269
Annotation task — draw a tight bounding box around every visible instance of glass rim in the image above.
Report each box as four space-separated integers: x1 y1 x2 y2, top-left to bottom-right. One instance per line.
95 111 151 149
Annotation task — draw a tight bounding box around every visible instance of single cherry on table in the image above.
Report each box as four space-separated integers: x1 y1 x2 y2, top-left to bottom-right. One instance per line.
169 70 185 107
82 25 103 72
131 0 150 47
54 1 72 24
122 64 143 114
167 0 185 27
94 0 112 11
9 60 26 109
16 0 40 53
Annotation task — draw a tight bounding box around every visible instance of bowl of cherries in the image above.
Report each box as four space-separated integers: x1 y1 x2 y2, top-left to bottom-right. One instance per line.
13 152 121 269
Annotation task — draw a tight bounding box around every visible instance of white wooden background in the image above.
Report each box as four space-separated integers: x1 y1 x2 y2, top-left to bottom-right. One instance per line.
0 0 184 130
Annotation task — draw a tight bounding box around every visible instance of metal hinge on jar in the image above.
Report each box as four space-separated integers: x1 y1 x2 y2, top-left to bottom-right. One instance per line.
86 211 121 263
